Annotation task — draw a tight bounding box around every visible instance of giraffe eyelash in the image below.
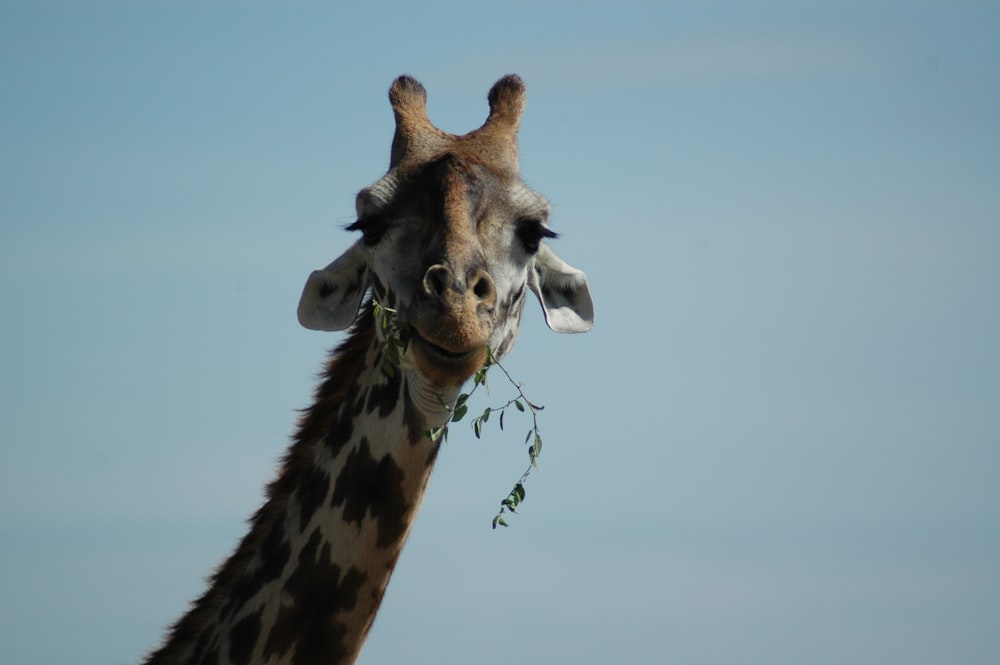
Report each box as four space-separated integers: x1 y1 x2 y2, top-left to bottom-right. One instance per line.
347 216 390 246
515 218 558 254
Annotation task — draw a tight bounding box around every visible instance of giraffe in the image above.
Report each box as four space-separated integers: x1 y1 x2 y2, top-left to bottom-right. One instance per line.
141 74 594 665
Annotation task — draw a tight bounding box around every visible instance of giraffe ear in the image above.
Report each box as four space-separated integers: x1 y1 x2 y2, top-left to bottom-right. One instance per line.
297 241 371 331
528 244 595 333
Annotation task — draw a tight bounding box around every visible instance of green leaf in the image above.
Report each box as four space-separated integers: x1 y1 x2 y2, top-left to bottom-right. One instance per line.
452 404 468 422
514 400 525 412
424 426 448 443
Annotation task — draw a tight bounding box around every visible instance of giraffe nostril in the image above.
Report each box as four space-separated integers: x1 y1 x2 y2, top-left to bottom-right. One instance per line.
469 269 495 304
423 265 453 297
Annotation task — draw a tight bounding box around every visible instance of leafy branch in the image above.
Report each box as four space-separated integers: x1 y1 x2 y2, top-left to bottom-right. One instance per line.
428 347 546 529
372 300 410 378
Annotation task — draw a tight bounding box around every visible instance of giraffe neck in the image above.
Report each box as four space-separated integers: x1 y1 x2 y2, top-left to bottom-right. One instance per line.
144 304 458 665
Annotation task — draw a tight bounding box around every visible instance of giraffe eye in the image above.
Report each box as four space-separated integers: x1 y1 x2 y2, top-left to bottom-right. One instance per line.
516 219 557 254
347 216 389 246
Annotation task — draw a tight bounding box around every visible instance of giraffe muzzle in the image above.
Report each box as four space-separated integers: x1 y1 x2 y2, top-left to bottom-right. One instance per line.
405 263 497 385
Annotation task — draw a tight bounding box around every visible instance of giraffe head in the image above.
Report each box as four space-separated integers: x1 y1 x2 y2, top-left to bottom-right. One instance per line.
298 75 593 388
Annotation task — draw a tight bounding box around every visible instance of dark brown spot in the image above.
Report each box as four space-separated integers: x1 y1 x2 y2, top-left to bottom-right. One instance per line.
223 518 291 619
195 648 219 665
264 529 367 665
324 409 355 459
330 438 410 547
189 628 218 665
509 283 525 306
351 387 368 417
492 325 520 361
371 274 395 308
228 609 262 665
296 466 331 531
366 365 401 417
402 383 427 444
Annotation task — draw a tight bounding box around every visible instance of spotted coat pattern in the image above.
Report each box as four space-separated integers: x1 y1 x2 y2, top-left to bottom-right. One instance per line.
142 309 444 665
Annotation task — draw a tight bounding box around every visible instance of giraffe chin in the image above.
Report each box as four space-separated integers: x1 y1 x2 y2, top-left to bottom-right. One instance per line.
408 331 488 387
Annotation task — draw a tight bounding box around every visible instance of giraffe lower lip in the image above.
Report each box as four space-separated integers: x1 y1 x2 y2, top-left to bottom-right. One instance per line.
411 332 475 362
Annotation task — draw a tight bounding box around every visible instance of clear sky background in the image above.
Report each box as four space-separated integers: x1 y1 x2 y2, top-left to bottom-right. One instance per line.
2 1 998 664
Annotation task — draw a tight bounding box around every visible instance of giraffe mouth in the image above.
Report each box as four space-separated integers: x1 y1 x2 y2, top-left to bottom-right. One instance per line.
408 328 488 385
410 330 477 362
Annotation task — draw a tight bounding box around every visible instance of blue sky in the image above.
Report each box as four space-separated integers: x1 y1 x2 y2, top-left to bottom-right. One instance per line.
2 1 998 664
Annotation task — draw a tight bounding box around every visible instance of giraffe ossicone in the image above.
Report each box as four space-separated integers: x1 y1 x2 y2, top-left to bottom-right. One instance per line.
143 74 593 665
